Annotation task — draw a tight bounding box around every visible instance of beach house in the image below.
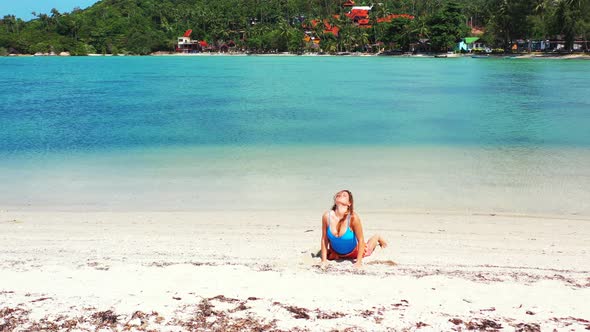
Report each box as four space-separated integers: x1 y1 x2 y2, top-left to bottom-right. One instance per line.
175 30 211 53
457 37 488 53
346 6 372 27
176 30 202 53
547 38 589 52
302 1 414 48
510 38 588 52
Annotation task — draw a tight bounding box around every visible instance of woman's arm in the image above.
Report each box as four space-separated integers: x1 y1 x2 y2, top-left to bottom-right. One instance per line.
350 212 366 267
320 212 329 263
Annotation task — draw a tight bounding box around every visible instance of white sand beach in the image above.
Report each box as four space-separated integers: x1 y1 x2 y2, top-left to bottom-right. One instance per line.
1 209 589 331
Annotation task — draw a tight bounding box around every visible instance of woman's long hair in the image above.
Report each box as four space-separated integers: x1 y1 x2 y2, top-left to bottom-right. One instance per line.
331 190 354 230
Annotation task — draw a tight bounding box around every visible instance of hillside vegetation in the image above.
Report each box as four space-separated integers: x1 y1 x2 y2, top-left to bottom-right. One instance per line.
0 0 588 55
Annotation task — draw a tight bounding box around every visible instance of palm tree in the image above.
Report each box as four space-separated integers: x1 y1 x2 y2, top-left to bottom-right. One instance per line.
37 13 51 32
50 8 61 19
276 18 291 51
356 29 370 51
564 0 584 10
338 24 352 51
323 38 337 53
2 15 17 34
70 17 81 41
554 0 584 51
533 0 549 16
410 16 430 52
411 15 430 39
368 7 380 45
489 0 512 50
50 8 62 31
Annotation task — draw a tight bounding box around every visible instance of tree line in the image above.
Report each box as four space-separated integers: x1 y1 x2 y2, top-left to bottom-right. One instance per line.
1 0 588 55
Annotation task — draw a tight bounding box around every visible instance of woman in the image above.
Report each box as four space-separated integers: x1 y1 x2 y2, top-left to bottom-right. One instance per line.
321 190 387 268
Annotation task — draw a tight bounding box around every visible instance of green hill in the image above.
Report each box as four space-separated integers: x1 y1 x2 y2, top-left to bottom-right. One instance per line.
0 0 588 55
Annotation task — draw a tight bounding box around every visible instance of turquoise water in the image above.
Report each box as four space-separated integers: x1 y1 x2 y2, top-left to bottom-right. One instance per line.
1 56 589 213
1 56 589 152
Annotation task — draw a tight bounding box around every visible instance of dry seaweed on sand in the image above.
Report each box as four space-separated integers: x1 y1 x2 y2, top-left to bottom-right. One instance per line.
30 297 52 303
198 298 215 317
465 318 503 330
270 301 311 320
208 295 240 303
170 304 280 332
0 307 31 331
284 305 311 319
91 309 119 327
416 321 429 328
449 318 464 325
514 322 540 332
123 310 163 329
315 309 346 319
359 309 374 318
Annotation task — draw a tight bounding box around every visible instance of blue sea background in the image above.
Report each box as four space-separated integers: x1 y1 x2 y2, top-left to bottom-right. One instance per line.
1 56 589 214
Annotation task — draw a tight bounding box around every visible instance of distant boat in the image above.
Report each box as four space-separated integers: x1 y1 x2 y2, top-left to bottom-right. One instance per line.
471 55 490 58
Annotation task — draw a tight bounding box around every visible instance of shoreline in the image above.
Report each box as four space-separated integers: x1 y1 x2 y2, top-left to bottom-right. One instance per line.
1 210 589 331
2 207 590 221
3 52 590 60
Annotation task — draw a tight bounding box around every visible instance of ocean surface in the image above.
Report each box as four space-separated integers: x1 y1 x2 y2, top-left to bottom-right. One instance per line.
1 56 589 214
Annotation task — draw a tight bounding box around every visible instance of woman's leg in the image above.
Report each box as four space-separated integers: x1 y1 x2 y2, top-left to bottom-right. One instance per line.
365 234 388 255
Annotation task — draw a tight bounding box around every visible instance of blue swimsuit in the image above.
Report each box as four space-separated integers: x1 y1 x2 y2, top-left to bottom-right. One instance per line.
326 211 357 255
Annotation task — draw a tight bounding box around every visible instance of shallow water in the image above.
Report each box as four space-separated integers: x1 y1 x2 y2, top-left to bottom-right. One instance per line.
1 57 589 214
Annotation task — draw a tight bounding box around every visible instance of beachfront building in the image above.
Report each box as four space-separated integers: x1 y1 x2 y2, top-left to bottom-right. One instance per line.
302 18 338 50
457 37 491 53
346 6 372 27
175 30 210 53
509 39 544 52
410 38 431 53
509 38 588 52
344 6 415 28
531 40 549 51
302 1 414 47
219 40 237 53
546 39 589 52
344 1 414 28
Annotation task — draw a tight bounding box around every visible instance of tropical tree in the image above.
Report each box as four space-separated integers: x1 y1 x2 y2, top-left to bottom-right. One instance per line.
1 0 589 55
428 0 469 52
355 28 370 51
552 0 587 50
411 15 430 40
381 16 415 51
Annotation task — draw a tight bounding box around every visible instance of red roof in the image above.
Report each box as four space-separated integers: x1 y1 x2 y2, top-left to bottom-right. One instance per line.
309 19 340 36
325 26 340 36
346 9 369 20
305 11 415 33
376 14 415 23
342 0 355 6
199 40 208 47
471 26 485 35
